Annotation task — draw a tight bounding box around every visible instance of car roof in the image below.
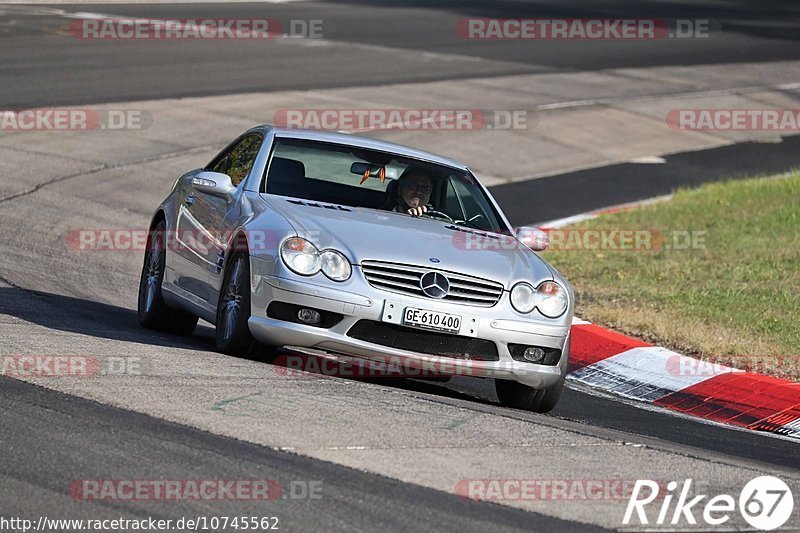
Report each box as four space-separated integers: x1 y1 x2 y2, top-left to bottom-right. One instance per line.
252 125 470 171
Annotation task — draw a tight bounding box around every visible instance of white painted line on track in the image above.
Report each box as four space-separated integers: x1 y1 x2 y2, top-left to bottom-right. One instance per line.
537 194 673 228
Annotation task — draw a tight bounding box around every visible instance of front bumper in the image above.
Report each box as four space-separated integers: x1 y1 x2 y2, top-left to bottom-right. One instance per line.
248 269 571 389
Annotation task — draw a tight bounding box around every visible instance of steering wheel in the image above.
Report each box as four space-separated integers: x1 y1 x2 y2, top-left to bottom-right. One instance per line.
422 209 454 223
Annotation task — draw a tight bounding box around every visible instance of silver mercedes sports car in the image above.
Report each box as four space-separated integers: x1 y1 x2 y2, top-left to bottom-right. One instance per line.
138 125 573 412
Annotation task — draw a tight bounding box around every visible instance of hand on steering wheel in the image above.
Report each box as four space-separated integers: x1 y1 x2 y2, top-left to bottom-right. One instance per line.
406 205 428 217
421 207 454 223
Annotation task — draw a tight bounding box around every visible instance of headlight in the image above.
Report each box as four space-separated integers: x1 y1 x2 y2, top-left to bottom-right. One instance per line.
280 237 352 282
510 283 536 313
280 237 320 276
510 281 568 317
533 281 568 318
320 250 351 281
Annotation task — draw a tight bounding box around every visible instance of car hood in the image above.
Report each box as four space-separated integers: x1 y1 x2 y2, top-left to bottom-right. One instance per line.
260 196 555 289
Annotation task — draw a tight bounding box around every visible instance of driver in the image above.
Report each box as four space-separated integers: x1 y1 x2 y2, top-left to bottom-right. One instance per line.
388 167 432 217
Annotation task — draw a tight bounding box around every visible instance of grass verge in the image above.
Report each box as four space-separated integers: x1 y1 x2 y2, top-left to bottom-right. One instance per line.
542 171 800 380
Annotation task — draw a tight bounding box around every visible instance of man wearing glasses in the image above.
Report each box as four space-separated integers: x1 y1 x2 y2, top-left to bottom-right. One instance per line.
386 167 433 217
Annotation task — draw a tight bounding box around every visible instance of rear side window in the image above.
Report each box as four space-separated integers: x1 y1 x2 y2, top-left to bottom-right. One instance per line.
209 134 263 186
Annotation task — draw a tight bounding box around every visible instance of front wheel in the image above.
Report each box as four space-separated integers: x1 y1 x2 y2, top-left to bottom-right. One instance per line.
495 373 565 413
216 252 275 360
138 220 198 335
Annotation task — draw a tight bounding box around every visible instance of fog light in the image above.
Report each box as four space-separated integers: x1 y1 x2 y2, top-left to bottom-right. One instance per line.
297 308 321 324
522 347 545 363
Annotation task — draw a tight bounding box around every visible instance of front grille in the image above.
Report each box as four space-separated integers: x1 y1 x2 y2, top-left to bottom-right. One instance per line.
347 320 499 361
361 260 503 307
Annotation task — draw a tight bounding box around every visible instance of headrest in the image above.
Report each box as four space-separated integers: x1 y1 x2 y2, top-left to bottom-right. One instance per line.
267 157 306 188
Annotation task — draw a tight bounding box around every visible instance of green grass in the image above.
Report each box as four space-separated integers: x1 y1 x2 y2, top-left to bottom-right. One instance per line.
542 171 800 379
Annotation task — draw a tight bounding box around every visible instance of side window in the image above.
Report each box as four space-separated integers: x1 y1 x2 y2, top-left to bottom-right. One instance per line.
209 134 263 187
442 178 466 220
450 176 497 231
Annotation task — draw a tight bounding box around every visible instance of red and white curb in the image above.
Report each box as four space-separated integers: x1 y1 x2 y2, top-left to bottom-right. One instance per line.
567 322 800 440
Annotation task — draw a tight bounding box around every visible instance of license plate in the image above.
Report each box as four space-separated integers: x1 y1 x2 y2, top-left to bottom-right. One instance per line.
402 307 462 334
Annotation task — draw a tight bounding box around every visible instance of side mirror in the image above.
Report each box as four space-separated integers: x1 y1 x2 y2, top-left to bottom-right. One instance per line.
192 171 236 198
515 226 549 251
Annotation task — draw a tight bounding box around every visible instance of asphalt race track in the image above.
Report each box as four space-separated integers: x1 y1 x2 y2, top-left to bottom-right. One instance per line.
2 1 800 107
1 1 800 532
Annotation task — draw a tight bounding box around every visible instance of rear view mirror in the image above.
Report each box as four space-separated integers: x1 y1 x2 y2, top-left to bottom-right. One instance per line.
350 162 377 176
350 162 397 183
192 171 236 198
515 226 549 251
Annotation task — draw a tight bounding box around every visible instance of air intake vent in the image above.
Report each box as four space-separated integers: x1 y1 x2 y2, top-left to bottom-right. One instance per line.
347 320 499 361
286 199 351 212
444 225 502 240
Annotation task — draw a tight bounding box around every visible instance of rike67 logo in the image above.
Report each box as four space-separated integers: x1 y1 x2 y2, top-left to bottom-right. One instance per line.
624 476 794 530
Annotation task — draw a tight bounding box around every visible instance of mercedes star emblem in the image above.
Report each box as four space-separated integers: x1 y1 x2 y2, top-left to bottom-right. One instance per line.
420 271 450 299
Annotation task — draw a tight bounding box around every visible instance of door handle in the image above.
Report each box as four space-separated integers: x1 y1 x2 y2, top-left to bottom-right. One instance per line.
184 194 195 206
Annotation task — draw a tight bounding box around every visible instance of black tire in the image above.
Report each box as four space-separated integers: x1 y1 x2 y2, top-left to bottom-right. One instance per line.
216 252 275 359
495 373 565 413
138 219 198 335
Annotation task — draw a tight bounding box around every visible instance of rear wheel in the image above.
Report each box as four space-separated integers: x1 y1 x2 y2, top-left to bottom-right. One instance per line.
137 220 198 335
216 252 275 359
495 373 565 413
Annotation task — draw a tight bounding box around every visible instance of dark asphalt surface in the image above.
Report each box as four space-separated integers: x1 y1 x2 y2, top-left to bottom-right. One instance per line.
2 1 800 531
1 1 799 106
0 374 606 533
494 134 800 226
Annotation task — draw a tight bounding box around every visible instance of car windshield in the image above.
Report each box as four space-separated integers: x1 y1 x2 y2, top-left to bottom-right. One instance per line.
263 138 506 233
